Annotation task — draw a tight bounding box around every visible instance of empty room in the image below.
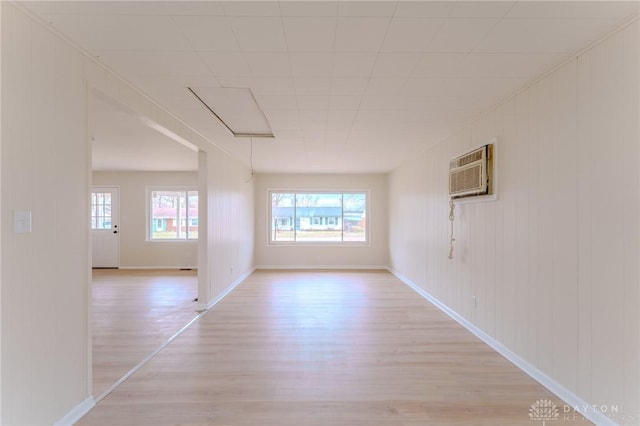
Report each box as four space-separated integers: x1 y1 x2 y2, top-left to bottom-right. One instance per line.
0 1 638 426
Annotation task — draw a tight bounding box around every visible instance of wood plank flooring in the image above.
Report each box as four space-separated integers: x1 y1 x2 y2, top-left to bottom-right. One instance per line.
81 270 590 425
91 268 198 397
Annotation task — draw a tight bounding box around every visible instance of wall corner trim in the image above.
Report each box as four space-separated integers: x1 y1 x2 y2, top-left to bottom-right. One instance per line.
388 269 620 426
53 396 95 426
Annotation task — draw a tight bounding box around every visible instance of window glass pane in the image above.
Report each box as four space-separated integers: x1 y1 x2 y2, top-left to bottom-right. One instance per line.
151 191 178 239
270 191 367 244
343 193 366 242
271 193 295 242
187 192 199 239
149 189 198 240
295 193 342 242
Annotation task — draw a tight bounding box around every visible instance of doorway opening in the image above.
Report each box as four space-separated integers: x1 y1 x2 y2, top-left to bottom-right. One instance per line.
89 89 204 399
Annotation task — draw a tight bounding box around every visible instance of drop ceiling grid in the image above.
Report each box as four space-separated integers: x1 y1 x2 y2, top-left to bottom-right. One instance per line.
25 1 640 173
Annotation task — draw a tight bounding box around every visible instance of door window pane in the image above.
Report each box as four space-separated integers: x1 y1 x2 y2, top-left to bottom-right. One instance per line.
91 191 113 230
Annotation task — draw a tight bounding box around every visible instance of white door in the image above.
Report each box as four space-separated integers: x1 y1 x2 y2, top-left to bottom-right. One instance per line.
91 187 120 268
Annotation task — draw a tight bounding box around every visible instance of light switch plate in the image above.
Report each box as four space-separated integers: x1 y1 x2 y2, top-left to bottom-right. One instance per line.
14 210 32 233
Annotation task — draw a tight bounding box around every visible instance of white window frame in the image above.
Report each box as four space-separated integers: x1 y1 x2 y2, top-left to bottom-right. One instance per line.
147 187 198 242
268 190 369 246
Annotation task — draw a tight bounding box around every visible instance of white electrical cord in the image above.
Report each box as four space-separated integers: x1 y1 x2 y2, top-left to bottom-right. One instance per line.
448 199 455 260
245 137 255 183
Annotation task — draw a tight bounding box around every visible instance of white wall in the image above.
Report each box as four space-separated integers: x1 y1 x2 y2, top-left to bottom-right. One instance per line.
1 3 90 424
254 173 389 269
0 4 256 424
93 171 198 269
201 149 254 305
389 19 639 424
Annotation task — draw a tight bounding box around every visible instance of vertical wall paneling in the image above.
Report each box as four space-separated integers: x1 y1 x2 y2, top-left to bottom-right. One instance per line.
622 20 640 416
1 3 89 423
198 150 210 307
1 4 256 424
389 19 640 424
0 2 3 421
576 44 594 406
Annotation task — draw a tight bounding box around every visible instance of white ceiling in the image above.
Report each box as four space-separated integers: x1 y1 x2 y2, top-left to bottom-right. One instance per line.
23 1 639 173
91 95 198 171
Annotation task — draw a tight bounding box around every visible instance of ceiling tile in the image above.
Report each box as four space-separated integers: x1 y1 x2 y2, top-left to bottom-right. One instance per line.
393 2 456 18
262 109 299 122
289 53 333 77
329 95 363 110
172 16 239 51
199 52 251 77
216 77 254 89
220 1 281 17
456 53 567 78
327 109 358 128
128 74 221 97
164 2 226 16
402 78 450 97
365 78 407 95
283 17 336 51
381 18 445 52
332 53 378 77
427 18 499 52
338 1 398 17
249 77 296 95
442 77 527 101
449 1 515 18
297 95 330 110
231 17 287 51
293 78 332 95
330 78 369 95
243 52 292 77
371 53 423 77
411 53 467 77
254 95 298 110
561 1 639 19
93 50 211 76
31 1 174 16
506 1 639 19
280 2 338 17
334 17 390 52
45 14 191 51
475 18 619 53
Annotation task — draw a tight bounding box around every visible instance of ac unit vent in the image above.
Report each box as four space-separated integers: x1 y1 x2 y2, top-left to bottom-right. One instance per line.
449 144 493 199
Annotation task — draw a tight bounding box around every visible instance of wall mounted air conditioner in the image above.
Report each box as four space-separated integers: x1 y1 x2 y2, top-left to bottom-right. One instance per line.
449 143 494 199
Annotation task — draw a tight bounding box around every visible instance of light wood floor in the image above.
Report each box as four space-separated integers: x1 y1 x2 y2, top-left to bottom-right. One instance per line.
92 268 198 397
82 270 589 425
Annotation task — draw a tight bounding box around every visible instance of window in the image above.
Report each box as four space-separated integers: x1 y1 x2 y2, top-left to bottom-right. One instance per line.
270 191 367 244
149 189 198 240
91 192 112 230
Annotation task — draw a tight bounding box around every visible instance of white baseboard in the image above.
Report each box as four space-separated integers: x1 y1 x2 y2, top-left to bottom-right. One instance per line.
117 266 197 270
53 396 95 426
388 268 619 426
255 265 388 270
197 268 255 311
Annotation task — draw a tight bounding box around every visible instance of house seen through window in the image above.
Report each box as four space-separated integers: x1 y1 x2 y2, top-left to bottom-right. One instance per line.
270 191 367 243
150 189 198 240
